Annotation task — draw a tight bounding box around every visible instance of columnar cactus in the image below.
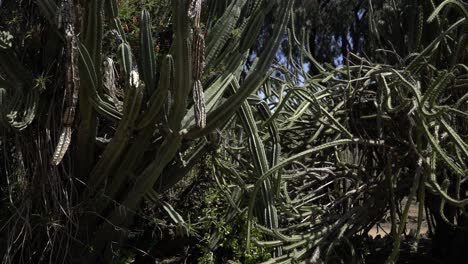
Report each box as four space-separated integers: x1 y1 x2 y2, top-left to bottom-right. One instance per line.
0 0 293 261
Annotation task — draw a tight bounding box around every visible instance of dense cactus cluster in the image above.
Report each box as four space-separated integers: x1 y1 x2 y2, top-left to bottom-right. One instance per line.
0 0 293 262
0 0 466 263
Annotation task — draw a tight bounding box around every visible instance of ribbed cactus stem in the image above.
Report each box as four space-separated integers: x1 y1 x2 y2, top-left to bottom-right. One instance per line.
52 0 80 165
190 0 206 128
187 0 293 139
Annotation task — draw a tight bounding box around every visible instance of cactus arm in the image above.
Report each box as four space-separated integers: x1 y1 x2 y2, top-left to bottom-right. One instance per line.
118 43 133 80
190 0 207 128
136 55 173 130
77 42 122 121
104 0 127 42
76 1 105 176
168 0 192 132
256 101 281 196
187 0 293 139
96 55 172 207
181 73 235 130
95 0 193 232
86 81 144 193
0 48 37 131
154 138 210 193
238 99 268 176
104 0 118 19
428 0 468 23
52 0 81 165
407 17 465 72
98 124 155 214
205 0 247 67
245 139 385 251
140 10 157 95
440 119 468 160
76 44 97 176
238 2 268 52
237 91 279 254
95 132 182 243
420 117 465 176
3 90 39 130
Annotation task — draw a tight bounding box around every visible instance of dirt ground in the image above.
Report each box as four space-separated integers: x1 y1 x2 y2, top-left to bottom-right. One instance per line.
368 199 428 238
363 199 439 263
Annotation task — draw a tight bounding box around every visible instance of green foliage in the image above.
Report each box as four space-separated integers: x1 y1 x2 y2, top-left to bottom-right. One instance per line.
111 249 136 264
195 187 270 264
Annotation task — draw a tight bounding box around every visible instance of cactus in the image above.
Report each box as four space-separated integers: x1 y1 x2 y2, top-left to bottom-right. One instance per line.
211 2 468 262
0 0 294 260
2 0 465 262
1 0 292 260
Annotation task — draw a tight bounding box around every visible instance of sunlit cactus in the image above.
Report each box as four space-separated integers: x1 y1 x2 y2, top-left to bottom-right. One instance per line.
0 0 466 263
